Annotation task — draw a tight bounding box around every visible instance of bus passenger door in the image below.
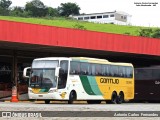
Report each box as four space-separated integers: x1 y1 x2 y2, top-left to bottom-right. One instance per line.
58 60 68 89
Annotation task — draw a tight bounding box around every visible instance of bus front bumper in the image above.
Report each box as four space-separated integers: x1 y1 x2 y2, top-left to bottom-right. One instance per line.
28 93 61 100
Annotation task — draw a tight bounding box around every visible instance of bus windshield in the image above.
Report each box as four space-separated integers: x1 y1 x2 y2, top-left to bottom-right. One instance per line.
30 60 58 88
30 69 57 88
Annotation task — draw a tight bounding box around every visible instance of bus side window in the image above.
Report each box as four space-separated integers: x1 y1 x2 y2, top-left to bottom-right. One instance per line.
70 62 80 75
88 63 92 75
110 65 118 77
102 65 105 76
114 66 119 77
80 62 89 75
95 64 102 76
91 64 96 76
126 67 133 78
119 66 125 77
110 65 115 77
105 64 110 76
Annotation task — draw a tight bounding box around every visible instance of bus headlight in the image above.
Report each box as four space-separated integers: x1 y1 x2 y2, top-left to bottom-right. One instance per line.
29 90 33 93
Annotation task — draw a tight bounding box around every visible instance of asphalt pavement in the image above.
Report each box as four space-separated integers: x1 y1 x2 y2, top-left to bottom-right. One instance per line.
0 101 160 120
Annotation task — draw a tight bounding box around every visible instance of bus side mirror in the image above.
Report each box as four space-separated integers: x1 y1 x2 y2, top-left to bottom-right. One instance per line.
55 67 60 77
23 67 31 78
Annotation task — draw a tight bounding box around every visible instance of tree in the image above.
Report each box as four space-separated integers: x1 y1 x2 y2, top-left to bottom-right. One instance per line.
0 0 12 15
10 6 24 17
46 7 59 17
152 29 160 38
58 2 80 17
25 0 47 17
0 0 11 9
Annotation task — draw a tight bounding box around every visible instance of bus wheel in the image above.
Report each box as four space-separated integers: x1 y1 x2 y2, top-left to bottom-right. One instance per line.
68 91 76 104
117 92 124 104
45 100 50 104
87 100 93 104
111 92 117 104
95 100 101 104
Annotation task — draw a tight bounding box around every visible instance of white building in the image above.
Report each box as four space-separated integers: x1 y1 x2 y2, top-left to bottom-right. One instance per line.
72 11 132 25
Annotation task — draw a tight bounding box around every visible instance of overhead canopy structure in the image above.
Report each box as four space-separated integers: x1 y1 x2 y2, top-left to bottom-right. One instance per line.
0 20 160 56
0 20 160 65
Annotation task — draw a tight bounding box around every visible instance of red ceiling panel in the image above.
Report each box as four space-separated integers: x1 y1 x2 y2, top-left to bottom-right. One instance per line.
0 20 160 56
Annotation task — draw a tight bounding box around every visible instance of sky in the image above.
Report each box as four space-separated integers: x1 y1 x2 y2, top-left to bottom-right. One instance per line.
10 0 160 27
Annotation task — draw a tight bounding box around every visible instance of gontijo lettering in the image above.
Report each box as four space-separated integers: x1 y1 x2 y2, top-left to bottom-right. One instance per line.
100 78 119 84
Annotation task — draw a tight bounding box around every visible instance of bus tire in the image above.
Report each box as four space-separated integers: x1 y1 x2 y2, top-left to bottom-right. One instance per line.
111 92 117 104
87 100 101 104
117 92 124 104
68 91 76 104
45 100 50 104
87 100 93 104
95 100 101 104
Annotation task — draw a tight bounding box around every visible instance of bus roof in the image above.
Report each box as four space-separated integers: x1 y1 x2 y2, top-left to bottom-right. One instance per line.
33 57 133 67
71 57 109 62
33 57 71 61
71 57 133 67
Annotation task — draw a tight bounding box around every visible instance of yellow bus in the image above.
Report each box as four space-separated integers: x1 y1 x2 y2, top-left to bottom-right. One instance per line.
23 57 134 104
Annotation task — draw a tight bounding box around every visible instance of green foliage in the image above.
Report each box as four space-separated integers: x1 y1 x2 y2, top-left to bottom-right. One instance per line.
73 23 86 30
138 28 160 38
152 29 160 38
46 7 59 17
10 6 24 17
0 6 9 15
0 0 12 9
0 1 80 18
124 32 131 35
25 0 47 17
58 2 80 17
138 28 153 37
0 0 12 15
